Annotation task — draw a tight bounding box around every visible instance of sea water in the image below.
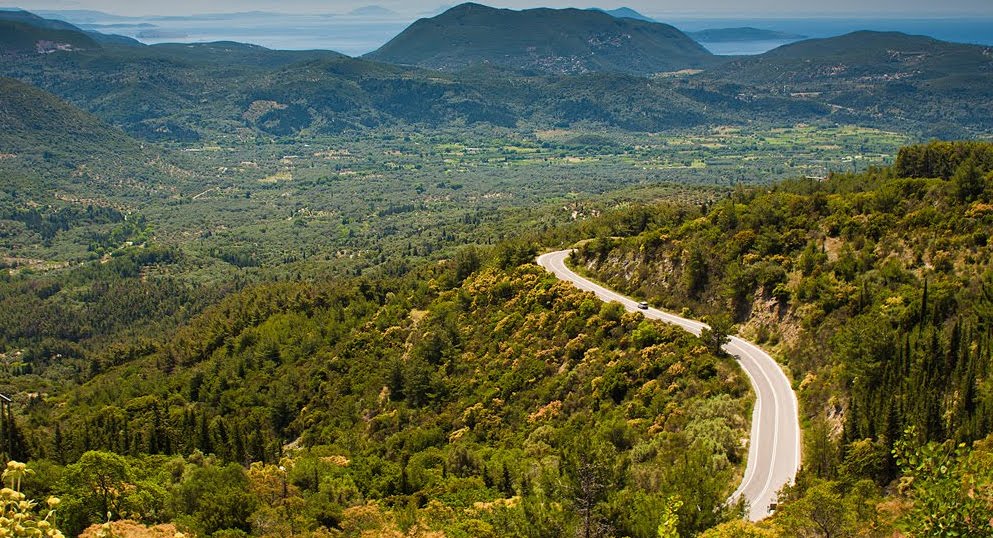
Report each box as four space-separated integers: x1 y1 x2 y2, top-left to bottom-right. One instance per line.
671 17 993 56
55 11 993 57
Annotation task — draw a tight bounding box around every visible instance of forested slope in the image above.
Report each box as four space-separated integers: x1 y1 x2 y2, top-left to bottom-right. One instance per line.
366 3 715 75
0 76 153 191
10 263 750 536
699 32 993 138
571 140 993 535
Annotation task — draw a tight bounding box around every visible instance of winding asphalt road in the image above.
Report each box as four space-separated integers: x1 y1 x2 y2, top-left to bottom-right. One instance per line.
537 249 801 521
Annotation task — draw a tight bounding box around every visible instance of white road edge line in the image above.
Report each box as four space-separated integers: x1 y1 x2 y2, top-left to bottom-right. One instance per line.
740 339 781 513
729 354 760 501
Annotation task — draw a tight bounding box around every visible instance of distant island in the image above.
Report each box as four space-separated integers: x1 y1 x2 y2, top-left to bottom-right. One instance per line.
688 27 807 42
347 6 400 18
136 29 189 39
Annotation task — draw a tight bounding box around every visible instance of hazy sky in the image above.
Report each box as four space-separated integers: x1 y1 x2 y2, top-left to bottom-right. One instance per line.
14 0 993 17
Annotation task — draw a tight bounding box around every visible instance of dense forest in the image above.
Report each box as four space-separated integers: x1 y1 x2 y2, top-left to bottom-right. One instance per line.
571 140 993 536
1 141 990 536
4 260 751 536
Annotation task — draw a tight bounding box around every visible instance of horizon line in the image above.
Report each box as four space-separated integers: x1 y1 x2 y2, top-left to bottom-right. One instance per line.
6 5 993 20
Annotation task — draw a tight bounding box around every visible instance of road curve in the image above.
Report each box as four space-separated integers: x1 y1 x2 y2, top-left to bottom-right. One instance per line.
537 249 801 521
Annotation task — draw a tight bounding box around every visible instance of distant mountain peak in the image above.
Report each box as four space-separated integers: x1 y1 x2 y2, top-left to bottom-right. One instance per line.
446 2 490 12
366 3 714 76
590 7 655 23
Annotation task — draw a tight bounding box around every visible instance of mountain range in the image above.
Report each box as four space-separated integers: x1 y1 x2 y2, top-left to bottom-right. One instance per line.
1 4 991 140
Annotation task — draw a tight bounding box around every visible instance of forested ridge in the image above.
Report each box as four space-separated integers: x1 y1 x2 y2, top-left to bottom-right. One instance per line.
3 256 751 536
364 3 716 75
4 9 993 141
572 140 993 536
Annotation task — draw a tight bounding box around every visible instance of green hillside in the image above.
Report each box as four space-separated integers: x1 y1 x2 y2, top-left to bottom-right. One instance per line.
0 77 136 159
0 9 83 31
0 76 165 200
365 3 716 75
7 262 750 537
0 8 140 47
0 47 736 139
144 41 345 68
722 31 992 80
0 43 887 141
0 131 990 536
0 78 172 264
701 31 993 137
0 19 100 53
568 140 993 536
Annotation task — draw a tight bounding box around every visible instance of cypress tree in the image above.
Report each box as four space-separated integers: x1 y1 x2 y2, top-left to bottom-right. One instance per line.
198 412 212 454
52 423 65 465
501 462 514 496
232 422 246 465
920 277 928 327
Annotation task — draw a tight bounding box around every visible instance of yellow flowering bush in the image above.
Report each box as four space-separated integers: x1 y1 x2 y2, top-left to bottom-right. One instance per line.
0 461 63 538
